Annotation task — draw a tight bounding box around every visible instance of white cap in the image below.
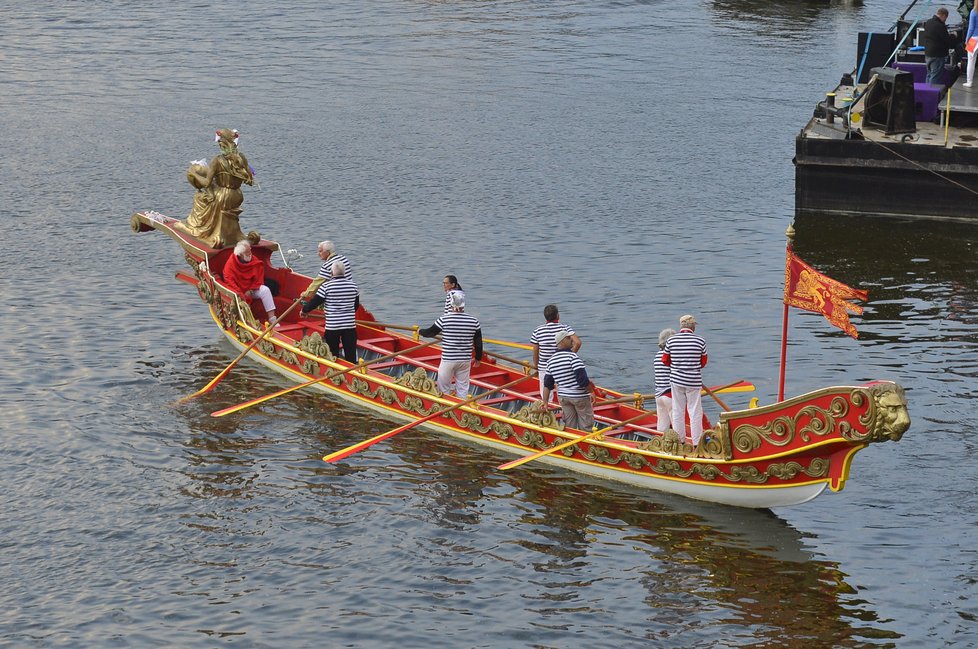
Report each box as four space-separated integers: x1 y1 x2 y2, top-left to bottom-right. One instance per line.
451 292 465 309
554 330 572 346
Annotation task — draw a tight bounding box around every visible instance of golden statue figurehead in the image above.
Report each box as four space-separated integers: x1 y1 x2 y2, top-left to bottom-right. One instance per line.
173 128 256 249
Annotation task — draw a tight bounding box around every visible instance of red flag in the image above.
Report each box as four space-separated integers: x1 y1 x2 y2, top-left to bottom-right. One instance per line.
784 247 868 338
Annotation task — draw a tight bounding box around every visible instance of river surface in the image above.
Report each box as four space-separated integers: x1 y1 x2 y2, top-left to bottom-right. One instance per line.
2 1 977 647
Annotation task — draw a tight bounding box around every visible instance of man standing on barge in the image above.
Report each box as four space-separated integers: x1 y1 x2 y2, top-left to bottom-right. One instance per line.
923 8 958 85
662 315 708 447
419 293 483 398
542 330 595 431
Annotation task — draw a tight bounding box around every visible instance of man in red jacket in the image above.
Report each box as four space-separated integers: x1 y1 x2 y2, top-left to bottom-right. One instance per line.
223 240 278 325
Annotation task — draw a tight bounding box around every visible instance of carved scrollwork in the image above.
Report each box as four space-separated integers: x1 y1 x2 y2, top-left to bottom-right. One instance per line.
454 411 484 431
511 403 564 431
731 397 849 450
401 395 433 417
395 368 438 396
489 421 516 440
234 295 259 330
731 384 910 450
579 444 617 464
376 387 398 405
348 376 371 395
513 429 547 450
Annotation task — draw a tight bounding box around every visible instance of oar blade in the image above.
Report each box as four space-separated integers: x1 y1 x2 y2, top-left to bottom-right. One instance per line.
210 382 306 417
175 298 302 404
323 422 417 463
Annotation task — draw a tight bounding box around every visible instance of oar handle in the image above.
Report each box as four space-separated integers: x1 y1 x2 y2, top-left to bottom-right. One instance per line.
702 381 732 412
482 348 533 370
355 319 418 332
483 337 533 350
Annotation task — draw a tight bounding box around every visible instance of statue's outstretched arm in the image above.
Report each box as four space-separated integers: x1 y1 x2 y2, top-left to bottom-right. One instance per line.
191 157 220 189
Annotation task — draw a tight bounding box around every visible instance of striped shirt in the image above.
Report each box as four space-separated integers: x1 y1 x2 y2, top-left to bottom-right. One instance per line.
653 350 672 397
432 311 481 361
663 329 707 388
545 349 590 399
530 321 576 371
317 253 353 283
444 289 465 314
315 276 359 331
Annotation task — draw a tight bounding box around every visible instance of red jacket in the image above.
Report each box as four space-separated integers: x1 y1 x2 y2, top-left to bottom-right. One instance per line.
223 253 265 295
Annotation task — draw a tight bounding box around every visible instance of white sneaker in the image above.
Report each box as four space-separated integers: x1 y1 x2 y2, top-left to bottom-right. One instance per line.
964 82 973 88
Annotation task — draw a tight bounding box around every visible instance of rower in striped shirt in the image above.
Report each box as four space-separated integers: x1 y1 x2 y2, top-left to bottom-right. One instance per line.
543 330 595 431
419 292 483 398
316 240 353 284
442 275 465 314
530 304 582 401
662 314 708 446
301 260 360 363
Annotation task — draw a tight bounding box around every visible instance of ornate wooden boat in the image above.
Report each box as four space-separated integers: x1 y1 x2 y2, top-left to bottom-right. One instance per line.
132 210 910 509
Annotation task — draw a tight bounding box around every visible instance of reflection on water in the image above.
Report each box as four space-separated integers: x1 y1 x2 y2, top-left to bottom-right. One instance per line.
712 0 864 22
793 214 978 349
386 431 896 646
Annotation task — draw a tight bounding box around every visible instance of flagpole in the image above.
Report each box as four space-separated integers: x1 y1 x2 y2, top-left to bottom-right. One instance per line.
778 224 795 402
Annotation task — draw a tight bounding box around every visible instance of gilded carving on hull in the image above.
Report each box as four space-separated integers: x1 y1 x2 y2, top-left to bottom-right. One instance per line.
636 425 729 460
297 333 334 362
348 376 372 395
854 383 910 442
732 396 850 450
730 384 910 451
454 411 484 431
488 421 516 440
511 404 564 431
512 429 547 450
395 368 438 396
401 395 435 417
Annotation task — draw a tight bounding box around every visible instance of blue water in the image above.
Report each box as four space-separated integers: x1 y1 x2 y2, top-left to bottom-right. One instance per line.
2 1 977 646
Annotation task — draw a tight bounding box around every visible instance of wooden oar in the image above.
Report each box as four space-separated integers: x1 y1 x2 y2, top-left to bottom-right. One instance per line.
498 411 653 471
483 337 533 350
355 319 418 332
210 339 438 417
482 348 533 371
323 373 536 463
354 320 532 351
702 381 732 412
177 298 303 403
595 380 754 407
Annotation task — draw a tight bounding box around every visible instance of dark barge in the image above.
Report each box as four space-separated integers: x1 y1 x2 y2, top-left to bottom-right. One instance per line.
795 4 978 222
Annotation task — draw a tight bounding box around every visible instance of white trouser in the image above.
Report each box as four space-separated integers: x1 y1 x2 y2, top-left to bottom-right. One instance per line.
671 384 704 445
247 285 276 314
968 48 977 85
655 394 673 432
438 358 472 398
